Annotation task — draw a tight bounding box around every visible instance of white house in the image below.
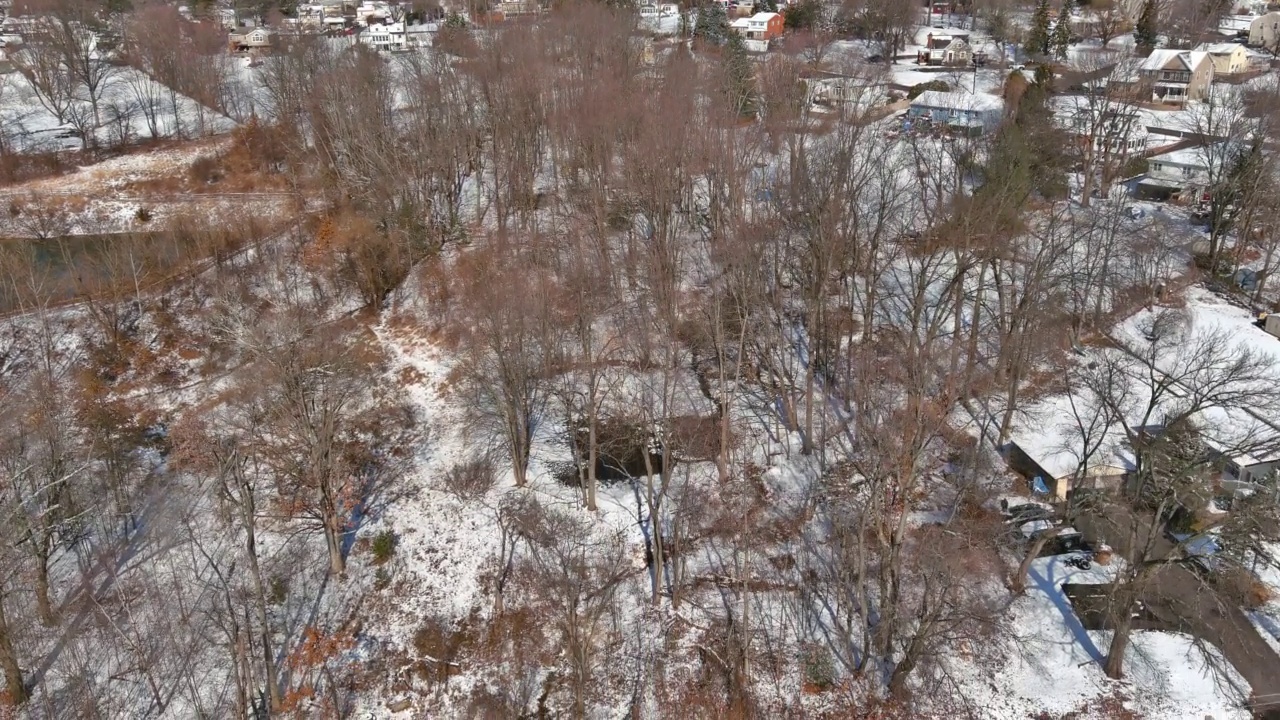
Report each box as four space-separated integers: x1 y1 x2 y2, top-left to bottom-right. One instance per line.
1055 97 1151 156
907 90 1005 133
1145 144 1217 187
730 12 782 41
361 22 404 51
1249 11 1280 52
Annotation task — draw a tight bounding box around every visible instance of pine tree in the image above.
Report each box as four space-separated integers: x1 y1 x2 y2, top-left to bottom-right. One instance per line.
1133 0 1158 56
1051 0 1073 60
1026 0 1052 57
695 1 729 44
722 32 757 117
753 0 777 13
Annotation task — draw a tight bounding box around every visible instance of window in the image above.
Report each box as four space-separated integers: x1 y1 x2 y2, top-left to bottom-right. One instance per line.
1151 162 1163 172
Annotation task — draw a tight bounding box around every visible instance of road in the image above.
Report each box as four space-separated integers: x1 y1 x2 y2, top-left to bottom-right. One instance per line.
1074 505 1280 718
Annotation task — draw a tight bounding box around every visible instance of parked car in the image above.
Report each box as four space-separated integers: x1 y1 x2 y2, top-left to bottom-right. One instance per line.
1045 530 1091 556
1166 530 1221 575
1001 501 1055 527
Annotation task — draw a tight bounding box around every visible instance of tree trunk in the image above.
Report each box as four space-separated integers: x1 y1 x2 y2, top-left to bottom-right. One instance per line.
1011 528 1063 594
0 596 27 706
242 493 283 713
887 647 919 697
803 361 815 455
324 511 346 576
35 539 58 627
586 401 598 512
1104 609 1132 679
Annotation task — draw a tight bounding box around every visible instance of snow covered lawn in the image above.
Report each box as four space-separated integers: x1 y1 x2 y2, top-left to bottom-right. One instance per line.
953 555 1250 719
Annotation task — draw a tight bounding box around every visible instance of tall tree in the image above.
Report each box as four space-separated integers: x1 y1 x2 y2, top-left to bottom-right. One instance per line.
1026 0 1052 56
694 0 728 44
721 33 757 118
1051 0 1073 60
1133 0 1158 56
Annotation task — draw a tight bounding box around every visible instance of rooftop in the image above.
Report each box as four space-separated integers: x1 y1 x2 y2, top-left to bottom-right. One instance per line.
910 90 1004 113
1139 49 1211 72
1194 42 1246 54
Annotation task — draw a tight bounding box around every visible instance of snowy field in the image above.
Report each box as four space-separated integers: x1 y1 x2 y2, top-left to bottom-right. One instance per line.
0 65 236 153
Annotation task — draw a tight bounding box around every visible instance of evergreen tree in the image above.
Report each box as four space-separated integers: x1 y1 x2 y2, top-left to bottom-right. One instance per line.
1050 0 1073 60
1026 0 1052 56
753 0 777 13
783 0 821 30
695 1 729 44
722 32 757 117
1133 0 1158 56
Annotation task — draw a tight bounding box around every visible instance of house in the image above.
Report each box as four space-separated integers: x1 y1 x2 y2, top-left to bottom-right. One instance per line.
1056 98 1151 158
1005 440 1131 501
1004 394 1134 502
804 69 887 106
229 27 272 53
741 11 783 41
1143 143 1227 187
906 90 1004 134
916 32 971 66
360 22 405 51
1134 144 1219 200
1194 42 1251 76
1249 11 1280 51
1198 404 1280 495
1131 49 1214 104
498 0 542 16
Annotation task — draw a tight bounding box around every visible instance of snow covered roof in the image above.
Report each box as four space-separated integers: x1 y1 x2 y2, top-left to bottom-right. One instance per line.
749 11 779 21
1195 42 1246 55
1220 15 1256 33
909 90 1004 113
1148 143 1220 168
1007 392 1136 481
1139 49 1211 72
1110 288 1280 467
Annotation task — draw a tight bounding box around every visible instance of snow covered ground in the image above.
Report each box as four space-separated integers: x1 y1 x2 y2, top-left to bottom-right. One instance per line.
0 65 235 153
951 555 1250 719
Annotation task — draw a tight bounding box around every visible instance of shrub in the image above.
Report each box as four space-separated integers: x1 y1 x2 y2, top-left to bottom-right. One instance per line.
801 642 835 692
907 79 950 100
375 566 391 590
371 529 397 565
134 206 153 223
441 456 498 501
269 575 289 605
188 154 222 184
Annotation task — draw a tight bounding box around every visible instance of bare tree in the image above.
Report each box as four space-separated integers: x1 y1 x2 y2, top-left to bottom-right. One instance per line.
1078 309 1280 680
11 41 76 126
254 331 378 576
513 497 630 719
173 414 285 713
17 0 119 136
454 240 559 488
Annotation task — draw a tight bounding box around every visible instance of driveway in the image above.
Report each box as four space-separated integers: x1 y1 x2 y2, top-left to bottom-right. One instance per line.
1073 504 1280 718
